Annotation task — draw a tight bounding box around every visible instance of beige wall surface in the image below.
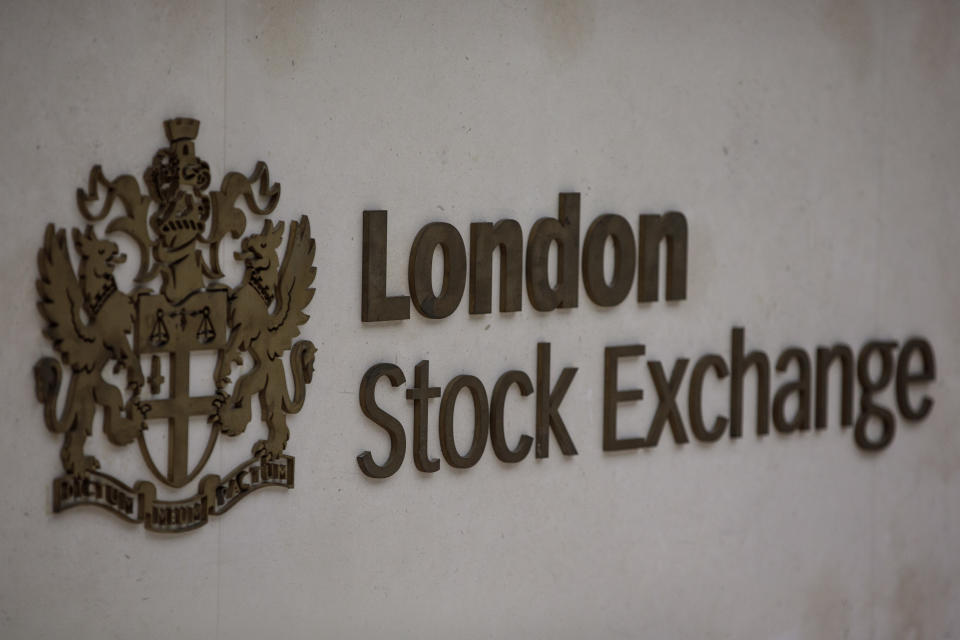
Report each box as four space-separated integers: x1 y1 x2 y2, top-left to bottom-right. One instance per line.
1 1 959 638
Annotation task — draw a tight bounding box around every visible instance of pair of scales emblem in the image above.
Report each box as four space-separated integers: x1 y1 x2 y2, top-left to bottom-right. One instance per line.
33 118 318 532
149 305 216 347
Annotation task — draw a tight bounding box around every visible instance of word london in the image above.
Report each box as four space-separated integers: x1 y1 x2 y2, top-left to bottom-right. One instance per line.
356 193 936 478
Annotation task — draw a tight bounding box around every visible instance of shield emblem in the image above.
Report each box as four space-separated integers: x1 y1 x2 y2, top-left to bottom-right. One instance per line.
134 289 229 488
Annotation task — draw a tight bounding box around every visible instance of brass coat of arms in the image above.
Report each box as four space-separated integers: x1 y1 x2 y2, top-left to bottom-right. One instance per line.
33 118 317 532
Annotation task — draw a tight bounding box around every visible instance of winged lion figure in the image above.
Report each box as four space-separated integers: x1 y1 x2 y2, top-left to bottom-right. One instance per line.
34 225 148 475
211 216 317 458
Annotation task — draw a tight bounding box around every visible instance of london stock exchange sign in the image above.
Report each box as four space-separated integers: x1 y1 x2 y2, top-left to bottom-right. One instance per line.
34 118 317 533
31 117 939 531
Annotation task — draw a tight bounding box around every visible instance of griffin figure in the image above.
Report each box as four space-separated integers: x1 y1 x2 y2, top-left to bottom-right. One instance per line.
212 216 317 458
34 225 148 475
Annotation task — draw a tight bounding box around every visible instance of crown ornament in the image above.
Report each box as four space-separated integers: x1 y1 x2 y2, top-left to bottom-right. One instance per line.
76 117 281 304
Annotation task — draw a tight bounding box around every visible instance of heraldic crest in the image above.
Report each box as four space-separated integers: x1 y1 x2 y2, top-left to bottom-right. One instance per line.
34 118 317 532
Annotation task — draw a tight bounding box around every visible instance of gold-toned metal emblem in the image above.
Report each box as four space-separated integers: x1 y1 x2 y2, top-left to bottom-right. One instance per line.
34 118 317 532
